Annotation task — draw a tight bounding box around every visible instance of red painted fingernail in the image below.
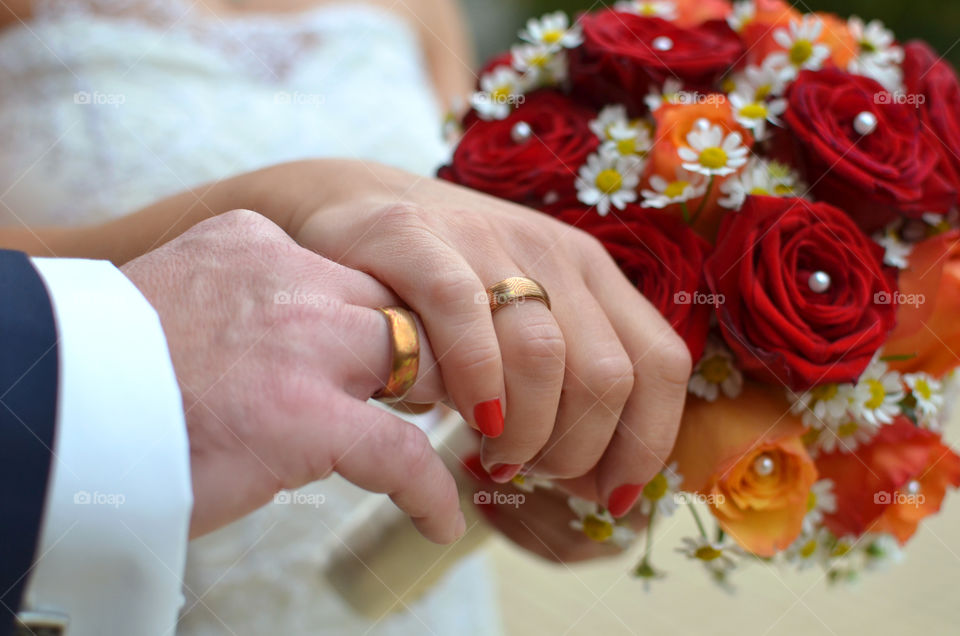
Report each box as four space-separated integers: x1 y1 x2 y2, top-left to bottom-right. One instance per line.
608 484 645 518
489 463 522 483
473 399 504 438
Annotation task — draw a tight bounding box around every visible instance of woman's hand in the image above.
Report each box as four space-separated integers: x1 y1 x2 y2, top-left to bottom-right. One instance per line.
121 210 458 542
279 159 692 515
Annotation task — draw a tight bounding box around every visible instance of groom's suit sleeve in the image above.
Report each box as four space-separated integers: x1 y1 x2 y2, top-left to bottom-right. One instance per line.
0 251 193 636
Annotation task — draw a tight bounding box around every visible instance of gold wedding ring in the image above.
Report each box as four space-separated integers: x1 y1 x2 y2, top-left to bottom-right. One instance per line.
373 307 420 402
486 277 552 314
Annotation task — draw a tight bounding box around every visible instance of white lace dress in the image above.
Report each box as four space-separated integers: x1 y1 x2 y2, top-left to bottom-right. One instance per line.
0 2 500 634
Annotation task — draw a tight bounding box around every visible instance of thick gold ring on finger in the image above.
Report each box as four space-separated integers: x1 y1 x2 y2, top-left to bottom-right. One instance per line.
373 307 420 402
486 277 551 314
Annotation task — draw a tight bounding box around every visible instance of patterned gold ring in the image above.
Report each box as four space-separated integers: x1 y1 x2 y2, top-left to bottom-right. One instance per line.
373 307 420 402
486 277 551 314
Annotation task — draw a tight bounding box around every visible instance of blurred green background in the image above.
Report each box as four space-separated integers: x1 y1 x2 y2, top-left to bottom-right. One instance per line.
462 0 960 69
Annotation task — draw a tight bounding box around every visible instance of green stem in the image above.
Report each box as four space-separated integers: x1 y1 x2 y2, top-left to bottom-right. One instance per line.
690 176 716 227
688 503 709 540
643 508 656 562
680 201 691 224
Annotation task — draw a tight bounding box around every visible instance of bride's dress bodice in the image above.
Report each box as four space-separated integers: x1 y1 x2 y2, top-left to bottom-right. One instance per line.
0 0 448 225
0 2 499 634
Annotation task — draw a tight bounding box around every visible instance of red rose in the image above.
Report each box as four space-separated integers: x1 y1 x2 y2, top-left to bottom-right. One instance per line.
783 68 956 233
438 92 598 208
567 12 743 114
556 207 712 361
816 418 960 543
903 41 960 208
705 196 898 390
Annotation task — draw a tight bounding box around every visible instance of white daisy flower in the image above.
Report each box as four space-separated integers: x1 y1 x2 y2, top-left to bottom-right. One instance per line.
728 89 787 140
718 159 805 210
590 107 653 156
851 358 904 426
789 382 855 430
576 146 643 216
644 78 685 113
677 536 740 575
639 462 683 518
511 43 568 86
518 11 583 51
471 66 526 120
688 338 743 401
510 471 553 493
862 533 904 571
785 527 830 570
678 124 750 177
873 229 913 269
904 372 946 429
728 59 791 101
803 479 837 533
727 1 756 33
604 122 653 157
814 417 880 455
614 0 678 20
847 17 904 92
641 167 707 209
568 496 638 549
766 16 831 79
589 104 631 141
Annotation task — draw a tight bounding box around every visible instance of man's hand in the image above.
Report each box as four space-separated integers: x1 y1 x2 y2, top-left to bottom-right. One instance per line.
120 210 462 543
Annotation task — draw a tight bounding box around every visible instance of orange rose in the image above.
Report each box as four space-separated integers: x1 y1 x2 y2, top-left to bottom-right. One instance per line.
884 229 960 378
645 98 753 241
815 417 960 544
669 383 817 556
672 0 732 28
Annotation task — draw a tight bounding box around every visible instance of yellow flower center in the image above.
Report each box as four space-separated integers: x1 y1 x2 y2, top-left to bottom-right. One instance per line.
699 355 731 384
832 542 852 558
801 428 820 446
755 84 772 100
860 39 877 54
596 169 623 194
807 491 817 511
865 379 887 410
528 52 551 68
511 474 527 487
914 378 932 400
639 3 659 16
790 40 814 66
721 77 737 93
837 421 859 438
542 29 564 44
643 473 668 501
663 180 690 200
800 539 818 558
749 186 771 196
616 137 637 155
774 184 794 195
694 545 724 562
698 147 728 170
582 515 614 542
491 85 511 102
811 383 838 403
739 103 768 120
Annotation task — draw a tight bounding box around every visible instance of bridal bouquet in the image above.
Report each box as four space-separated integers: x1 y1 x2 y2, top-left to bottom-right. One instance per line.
440 0 960 586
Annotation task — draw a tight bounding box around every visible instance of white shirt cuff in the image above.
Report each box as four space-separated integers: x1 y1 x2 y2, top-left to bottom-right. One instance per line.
23 258 192 636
